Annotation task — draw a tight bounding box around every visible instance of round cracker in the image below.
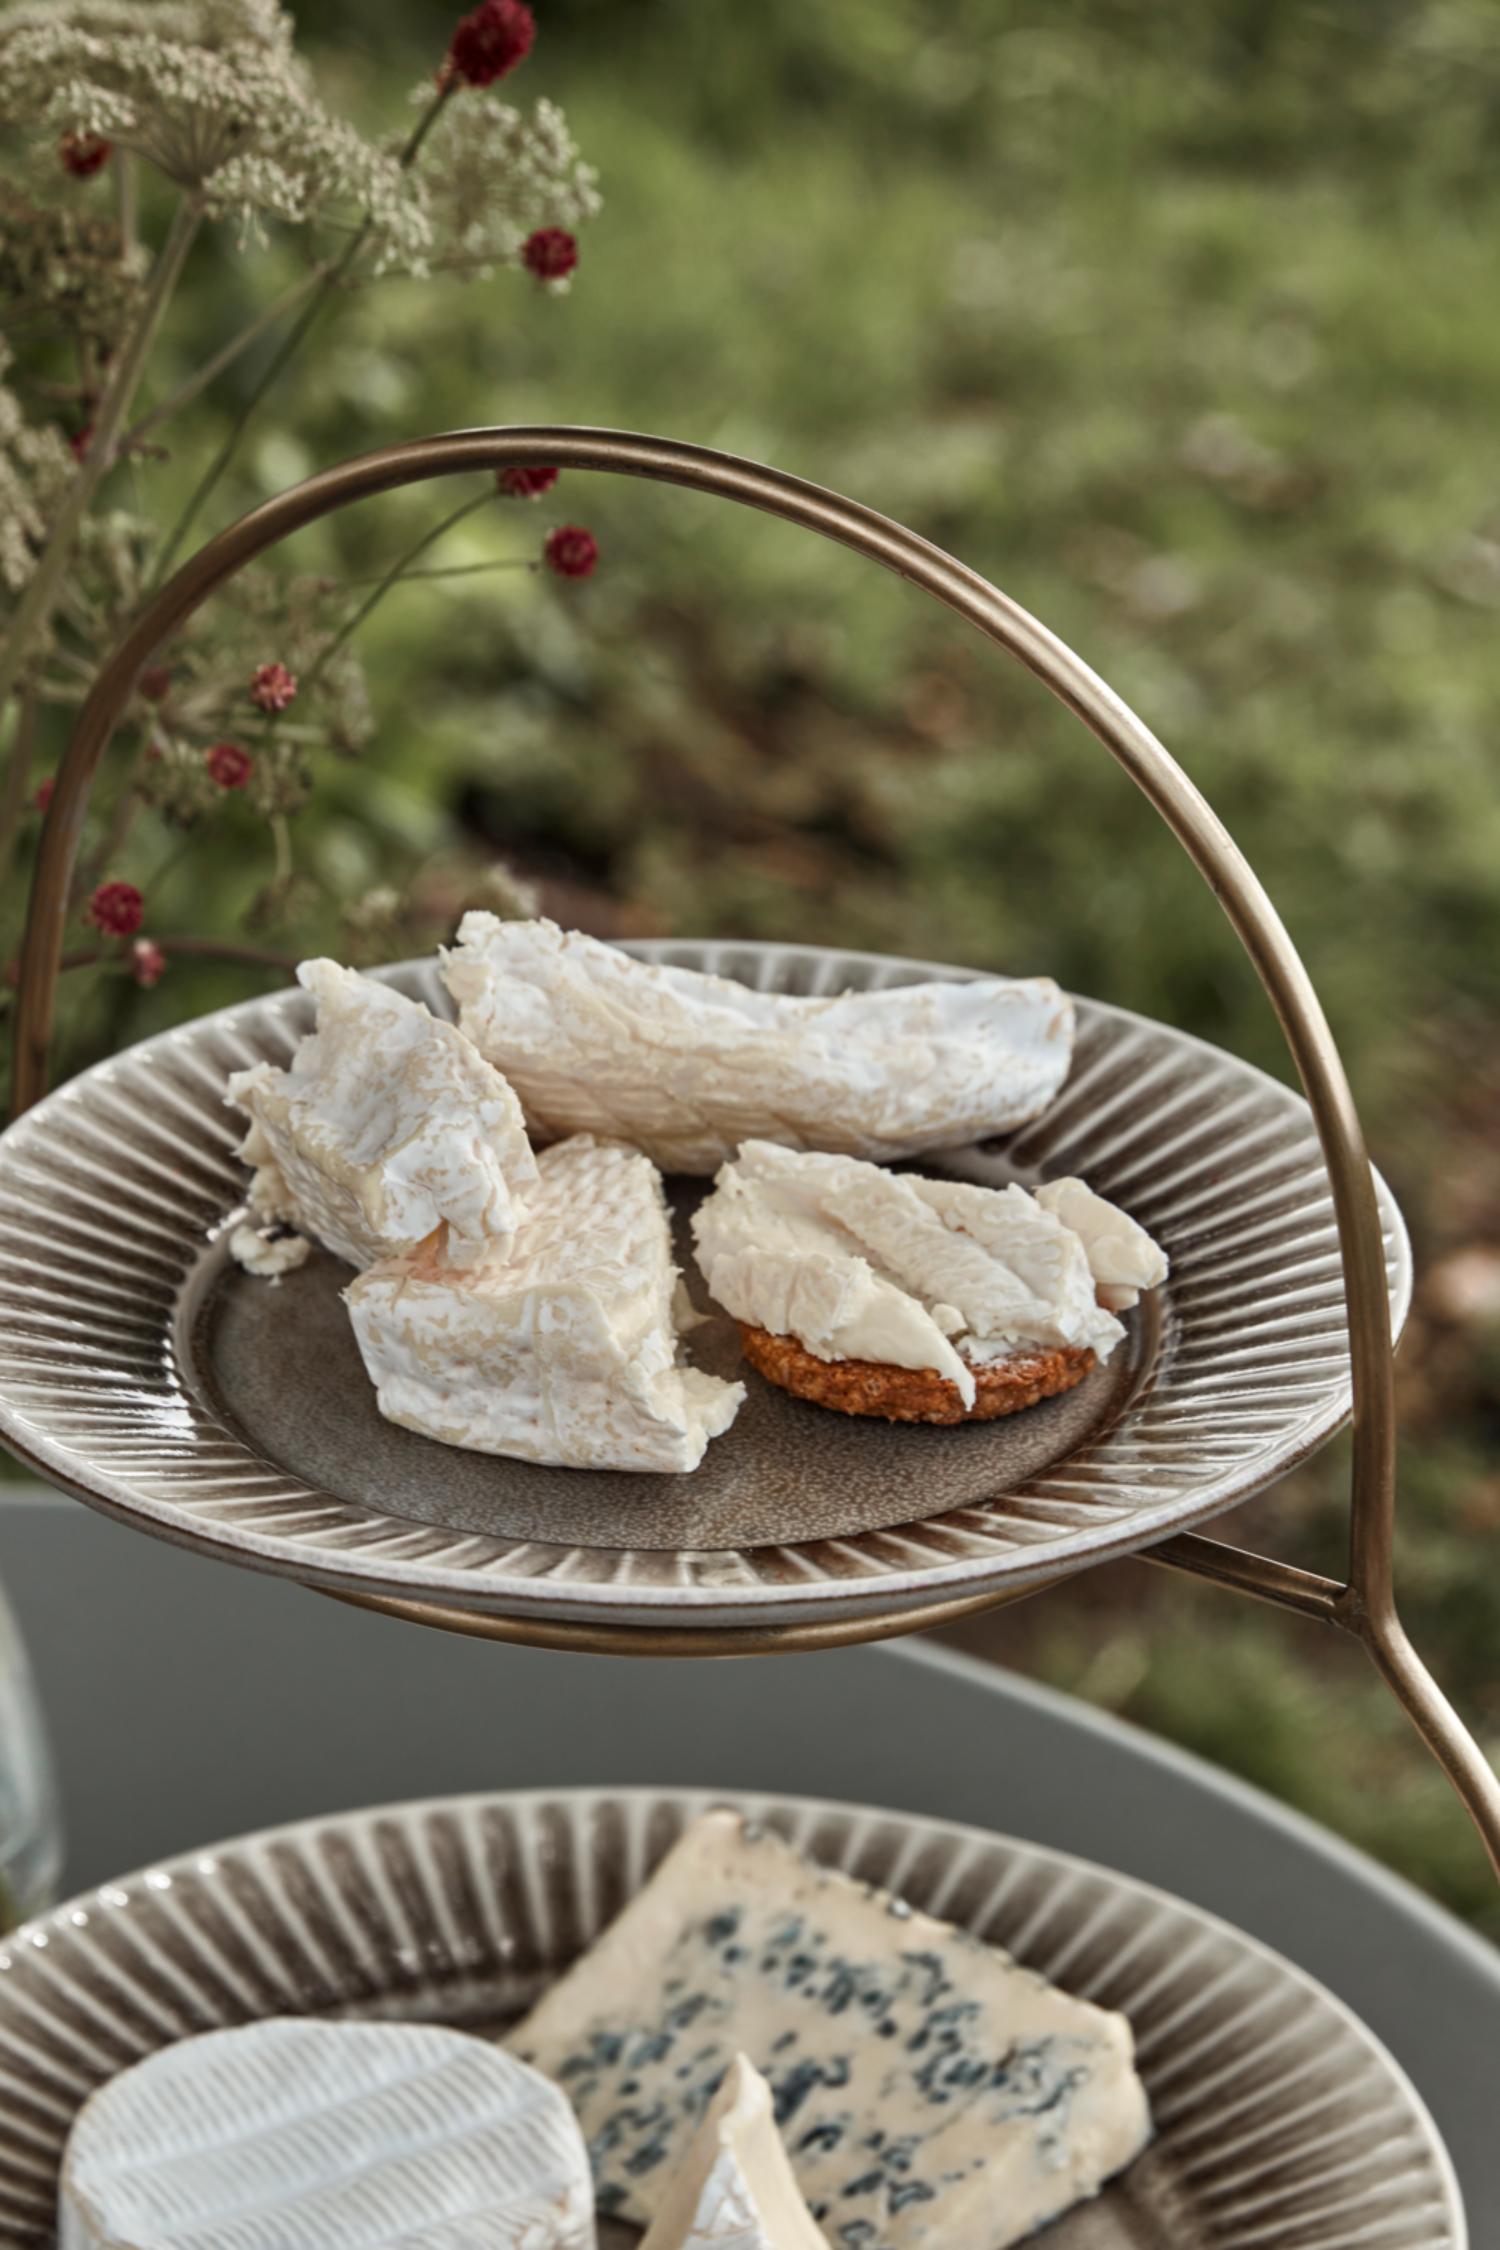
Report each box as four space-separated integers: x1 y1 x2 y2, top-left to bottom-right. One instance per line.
738 1324 1096 1425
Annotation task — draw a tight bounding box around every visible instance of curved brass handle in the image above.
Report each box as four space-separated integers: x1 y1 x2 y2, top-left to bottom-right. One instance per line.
15 424 1498 1876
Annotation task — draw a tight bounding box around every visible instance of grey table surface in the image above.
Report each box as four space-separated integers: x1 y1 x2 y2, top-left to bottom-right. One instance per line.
2 1489 1498 2235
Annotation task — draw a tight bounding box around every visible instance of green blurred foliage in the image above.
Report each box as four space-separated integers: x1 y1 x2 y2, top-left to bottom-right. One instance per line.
35 0 1500 1924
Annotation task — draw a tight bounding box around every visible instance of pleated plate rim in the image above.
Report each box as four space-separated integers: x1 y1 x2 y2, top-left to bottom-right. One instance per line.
0 1784 1464 2249
0 941 1412 1626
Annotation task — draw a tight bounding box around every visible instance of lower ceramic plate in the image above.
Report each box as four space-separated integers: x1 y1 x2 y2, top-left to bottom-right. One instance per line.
0 941 1409 1635
0 1787 1461 2248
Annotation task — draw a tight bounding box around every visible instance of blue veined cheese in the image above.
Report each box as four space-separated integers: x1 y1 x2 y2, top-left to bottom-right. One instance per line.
59 2017 595 2250
346 1135 744 1472
639 2054 825 2250
511 1812 1151 2249
228 959 539 1272
692 1144 1152 1408
442 916 1074 1176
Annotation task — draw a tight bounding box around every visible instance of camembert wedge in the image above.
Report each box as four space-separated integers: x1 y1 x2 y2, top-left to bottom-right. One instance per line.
346 1135 744 1471
59 2017 594 2249
639 2053 824 2250
443 916 1074 1174
511 1810 1152 2248
228 958 538 1272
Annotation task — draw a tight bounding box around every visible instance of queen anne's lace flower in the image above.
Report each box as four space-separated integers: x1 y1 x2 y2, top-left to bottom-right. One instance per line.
0 356 75 597
0 2 430 270
413 91 599 277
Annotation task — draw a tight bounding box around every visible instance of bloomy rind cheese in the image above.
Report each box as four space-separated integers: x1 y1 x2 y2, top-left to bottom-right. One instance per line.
511 1811 1152 2249
228 958 539 1272
443 916 1075 1175
346 1135 744 1472
59 2017 595 2250
693 1143 1144 1408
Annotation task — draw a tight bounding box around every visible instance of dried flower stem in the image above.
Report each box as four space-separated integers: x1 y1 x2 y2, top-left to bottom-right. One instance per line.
124 267 329 452
58 936 297 976
150 82 457 590
0 689 38 913
339 556 534 587
302 487 493 694
0 194 203 733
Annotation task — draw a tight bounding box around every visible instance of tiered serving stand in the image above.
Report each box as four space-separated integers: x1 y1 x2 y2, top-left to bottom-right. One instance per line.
2 426 1497 1899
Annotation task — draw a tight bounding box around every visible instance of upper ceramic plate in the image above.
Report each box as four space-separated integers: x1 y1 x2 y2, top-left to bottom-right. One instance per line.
0 942 1409 1634
0 1786 1462 2248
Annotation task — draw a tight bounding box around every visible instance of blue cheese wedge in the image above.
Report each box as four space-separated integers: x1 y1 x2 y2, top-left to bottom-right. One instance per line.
692 1143 1155 1409
59 2017 594 2249
228 958 539 1272
639 2053 825 2250
443 916 1074 1175
346 1135 744 1472
511 1811 1151 2249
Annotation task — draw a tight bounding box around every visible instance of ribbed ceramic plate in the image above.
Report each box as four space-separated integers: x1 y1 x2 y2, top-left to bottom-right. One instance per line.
0 942 1409 1634
0 1787 1461 2248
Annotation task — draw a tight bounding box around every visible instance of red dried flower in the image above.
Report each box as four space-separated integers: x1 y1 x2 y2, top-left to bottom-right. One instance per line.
520 227 578 283
60 132 111 178
138 665 172 703
448 0 534 86
34 778 54 815
205 742 253 790
86 881 144 937
498 463 559 500
250 661 298 713
544 525 599 579
131 938 166 989
70 424 93 463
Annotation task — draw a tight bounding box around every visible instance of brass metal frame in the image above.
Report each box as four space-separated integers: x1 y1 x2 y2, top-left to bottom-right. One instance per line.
13 425 1499 1880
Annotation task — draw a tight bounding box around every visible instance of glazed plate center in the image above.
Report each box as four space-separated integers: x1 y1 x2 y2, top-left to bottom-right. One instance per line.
189 1181 1158 1555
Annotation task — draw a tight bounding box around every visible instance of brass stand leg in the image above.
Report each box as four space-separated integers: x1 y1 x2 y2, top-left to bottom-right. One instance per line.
1349 1598 1500 1883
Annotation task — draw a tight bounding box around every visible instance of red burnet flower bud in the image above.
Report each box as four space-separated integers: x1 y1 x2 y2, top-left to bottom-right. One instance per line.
70 424 94 463
205 742 253 790
60 132 111 178
131 938 166 988
544 525 599 579
34 778 54 814
520 227 577 283
249 661 298 713
86 881 144 937
498 463 559 500
138 665 172 703
448 0 534 86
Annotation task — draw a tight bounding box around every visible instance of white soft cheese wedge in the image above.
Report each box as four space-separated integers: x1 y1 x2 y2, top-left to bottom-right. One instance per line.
442 916 1074 1175
59 2017 595 2250
347 1135 744 1472
639 2054 824 2250
693 1142 1140 1409
1034 1175 1168 1312
227 959 539 1272
512 1811 1151 2249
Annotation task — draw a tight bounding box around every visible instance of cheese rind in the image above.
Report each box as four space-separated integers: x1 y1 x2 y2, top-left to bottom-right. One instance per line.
346 1135 744 1472
59 2016 595 2250
693 1143 1141 1407
227 1222 311 1279
1033 1176 1168 1312
639 2054 825 2250
227 959 539 1272
442 917 1074 1175
511 1811 1152 2249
